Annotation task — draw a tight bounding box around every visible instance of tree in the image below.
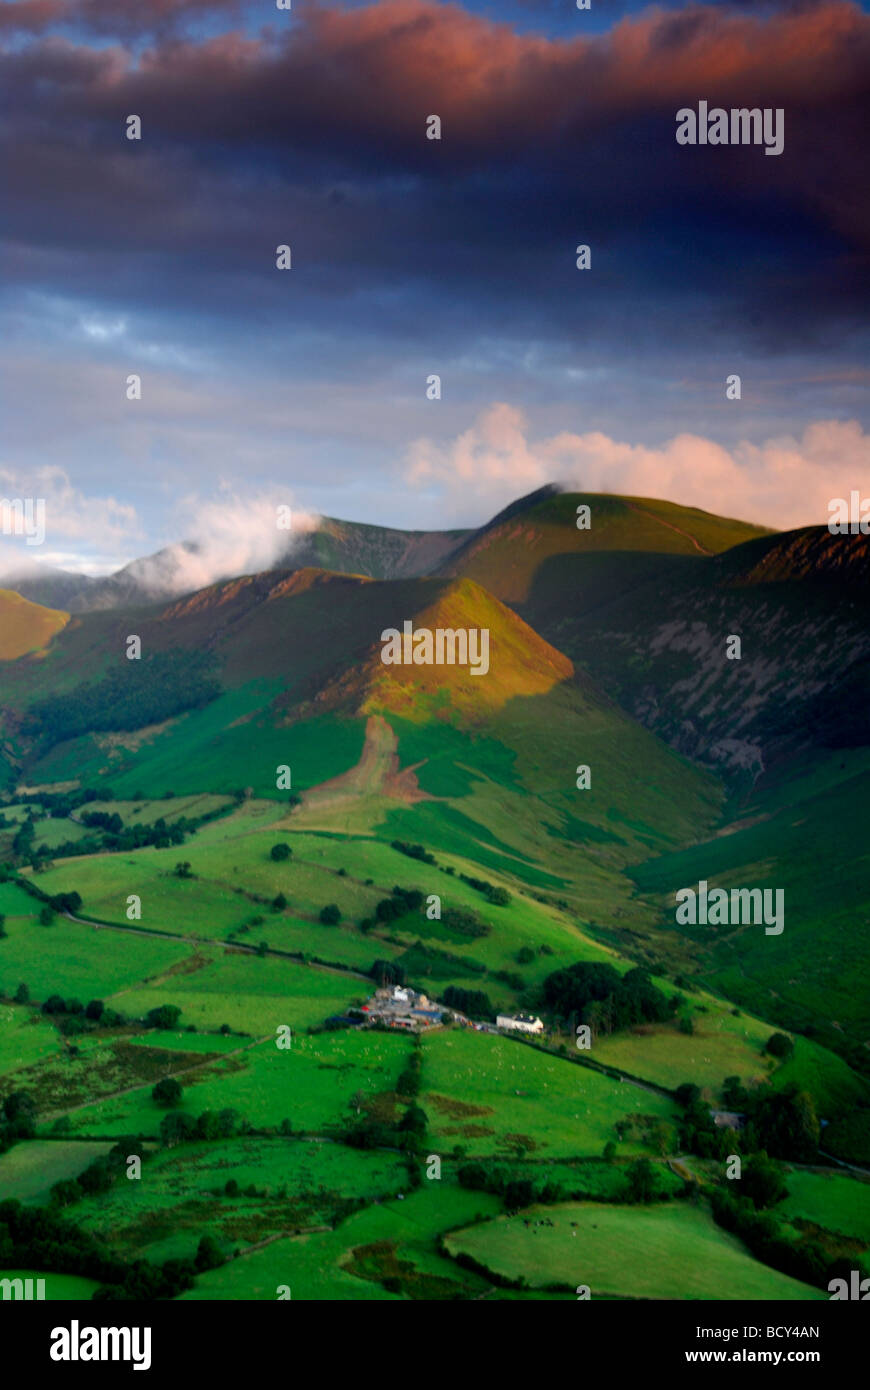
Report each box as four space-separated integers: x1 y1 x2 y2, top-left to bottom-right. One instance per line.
516 946 535 965
145 1004 181 1029
152 1077 183 1107
625 1157 657 1204
486 886 512 907
271 893 287 911
159 1111 196 1147
765 1032 795 1060
3 1091 36 1124
0 913 6 938
741 1152 789 1210
39 906 55 926
195 1234 225 1271
173 861 193 879
399 1104 427 1139
678 1014 694 1035
14 982 29 1004
749 1085 820 1161
50 1179 83 1207
85 999 104 1022
722 1075 748 1109
320 904 341 925
270 843 291 862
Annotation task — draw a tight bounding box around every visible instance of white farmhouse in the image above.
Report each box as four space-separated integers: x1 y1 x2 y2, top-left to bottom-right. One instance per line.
496 1013 544 1035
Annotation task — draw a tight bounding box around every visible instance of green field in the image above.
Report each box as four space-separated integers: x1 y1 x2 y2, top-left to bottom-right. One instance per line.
0 1003 61 1077
0 1139 116 1205
446 1201 825 1299
61 1029 412 1139
70 1137 409 1264
0 915 191 1002
778 1170 870 1247
0 881 38 916
181 1181 502 1300
421 1028 677 1159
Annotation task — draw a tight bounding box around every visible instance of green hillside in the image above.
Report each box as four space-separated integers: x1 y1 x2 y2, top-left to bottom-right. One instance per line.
0 490 867 1305
440 488 771 603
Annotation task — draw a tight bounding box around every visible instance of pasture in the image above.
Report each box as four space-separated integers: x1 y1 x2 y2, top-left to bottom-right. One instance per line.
445 1201 825 1299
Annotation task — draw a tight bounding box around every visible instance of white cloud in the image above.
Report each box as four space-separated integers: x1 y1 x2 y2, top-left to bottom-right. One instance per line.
128 490 321 596
0 465 141 576
406 404 870 530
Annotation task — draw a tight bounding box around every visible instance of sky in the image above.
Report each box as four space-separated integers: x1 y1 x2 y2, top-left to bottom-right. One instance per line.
1 0 868 575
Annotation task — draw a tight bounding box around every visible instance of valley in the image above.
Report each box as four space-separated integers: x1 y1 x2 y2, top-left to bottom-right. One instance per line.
0 489 867 1302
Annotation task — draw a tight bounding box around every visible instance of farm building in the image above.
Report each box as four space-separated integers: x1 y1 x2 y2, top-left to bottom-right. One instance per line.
496 1013 544 1034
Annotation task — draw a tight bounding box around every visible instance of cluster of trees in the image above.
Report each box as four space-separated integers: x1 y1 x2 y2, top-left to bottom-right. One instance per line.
144 1004 182 1029
711 1187 859 1292
12 818 35 861
542 961 674 1037
396 1044 422 1099
373 885 424 924
50 1142 131 1208
765 1032 795 1060
341 1081 428 1152
676 1080 820 1163
46 891 83 913
4 809 209 873
397 939 487 983
440 985 494 1020
0 1091 36 1154
439 907 489 940
58 817 192 862
370 959 405 987
459 873 512 907
457 1156 671 1209
159 1107 249 1147
0 1197 180 1299
23 649 220 749
41 996 124 1035
18 787 103 818
391 840 436 865
458 1162 565 1208
4 1220 211 1297
152 1077 184 1107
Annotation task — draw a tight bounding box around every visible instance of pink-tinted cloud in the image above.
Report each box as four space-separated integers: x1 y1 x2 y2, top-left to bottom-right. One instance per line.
406 403 870 530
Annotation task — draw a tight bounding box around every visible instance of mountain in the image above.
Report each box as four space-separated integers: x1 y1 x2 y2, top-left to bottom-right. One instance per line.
0 563 723 908
0 589 68 660
0 487 770 615
438 488 772 602
507 522 870 780
0 518 473 614
0 553 97 612
1 490 868 1065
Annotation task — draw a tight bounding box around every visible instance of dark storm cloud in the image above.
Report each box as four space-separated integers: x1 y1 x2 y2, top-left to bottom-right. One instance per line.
0 0 245 37
1 1 868 370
